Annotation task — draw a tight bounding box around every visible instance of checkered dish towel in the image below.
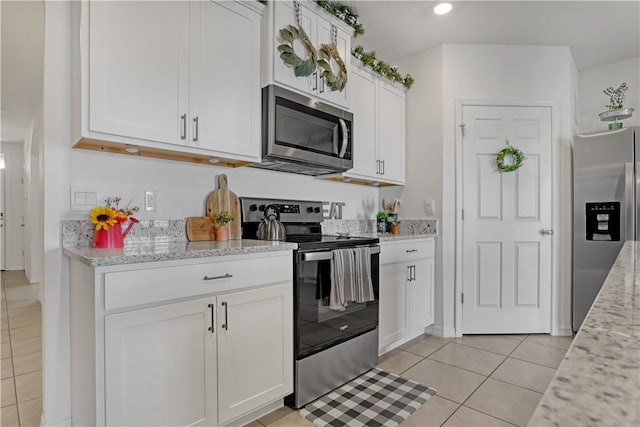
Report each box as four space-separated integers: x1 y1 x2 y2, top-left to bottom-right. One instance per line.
330 247 374 310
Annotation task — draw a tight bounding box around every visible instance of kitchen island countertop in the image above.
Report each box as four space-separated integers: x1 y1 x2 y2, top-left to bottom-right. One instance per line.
528 241 640 426
63 239 298 267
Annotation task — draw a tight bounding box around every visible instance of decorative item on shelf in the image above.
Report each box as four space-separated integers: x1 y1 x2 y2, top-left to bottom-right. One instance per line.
599 82 634 130
215 211 234 242
387 217 401 235
315 0 364 37
278 25 318 77
496 143 525 173
376 211 389 234
83 197 139 248
206 174 241 239
352 45 414 89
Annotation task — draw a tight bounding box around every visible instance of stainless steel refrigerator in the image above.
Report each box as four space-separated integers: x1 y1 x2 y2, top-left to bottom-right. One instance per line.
573 126 638 332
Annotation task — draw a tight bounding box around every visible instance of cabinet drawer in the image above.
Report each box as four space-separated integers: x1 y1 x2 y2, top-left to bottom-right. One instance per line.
380 239 434 265
104 254 292 311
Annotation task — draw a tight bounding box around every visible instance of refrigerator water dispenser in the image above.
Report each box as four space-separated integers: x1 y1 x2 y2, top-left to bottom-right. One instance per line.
585 202 620 241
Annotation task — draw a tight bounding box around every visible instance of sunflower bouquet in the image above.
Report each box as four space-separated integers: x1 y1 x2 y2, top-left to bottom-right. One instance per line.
89 197 139 231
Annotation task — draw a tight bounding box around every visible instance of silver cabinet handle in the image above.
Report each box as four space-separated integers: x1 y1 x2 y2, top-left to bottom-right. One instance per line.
312 71 318 91
539 229 554 236
338 118 349 158
203 273 233 281
376 160 380 174
221 302 228 330
412 265 416 281
180 114 187 140
207 303 214 334
193 116 199 142
406 249 418 253
320 76 325 93
381 160 385 175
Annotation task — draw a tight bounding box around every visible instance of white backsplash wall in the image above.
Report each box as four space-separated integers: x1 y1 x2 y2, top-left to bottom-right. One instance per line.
70 149 379 221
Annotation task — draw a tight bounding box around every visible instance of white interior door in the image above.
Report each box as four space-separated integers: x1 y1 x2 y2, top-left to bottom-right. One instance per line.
0 165 4 270
461 105 552 333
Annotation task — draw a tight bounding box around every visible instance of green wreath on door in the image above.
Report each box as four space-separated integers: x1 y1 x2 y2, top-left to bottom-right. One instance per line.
496 146 525 172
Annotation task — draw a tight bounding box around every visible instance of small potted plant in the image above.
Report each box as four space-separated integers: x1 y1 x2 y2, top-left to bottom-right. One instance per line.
376 211 389 233
215 211 234 241
387 217 401 235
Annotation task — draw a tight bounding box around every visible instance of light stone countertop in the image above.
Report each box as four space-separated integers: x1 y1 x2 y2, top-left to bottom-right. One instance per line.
63 239 298 267
528 241 640 427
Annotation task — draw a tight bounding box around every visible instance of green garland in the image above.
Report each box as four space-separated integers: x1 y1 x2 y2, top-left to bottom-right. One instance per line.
315 0 364 37
352 45 414 89
496 146 525 172
277 25 317 77
318 43 348 91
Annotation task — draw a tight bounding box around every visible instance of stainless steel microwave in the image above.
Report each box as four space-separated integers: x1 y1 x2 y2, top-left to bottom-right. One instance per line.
251 85 353 176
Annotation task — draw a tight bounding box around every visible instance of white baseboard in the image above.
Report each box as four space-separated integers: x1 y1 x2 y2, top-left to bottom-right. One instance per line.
552 326 573 336
43 417 71 426
425 324 457 338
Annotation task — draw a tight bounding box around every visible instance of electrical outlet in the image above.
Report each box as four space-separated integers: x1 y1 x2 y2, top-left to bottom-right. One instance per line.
145 191 158 212
424 199 435 216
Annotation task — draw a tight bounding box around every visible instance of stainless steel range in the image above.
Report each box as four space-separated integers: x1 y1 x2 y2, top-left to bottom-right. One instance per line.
240 197 380 408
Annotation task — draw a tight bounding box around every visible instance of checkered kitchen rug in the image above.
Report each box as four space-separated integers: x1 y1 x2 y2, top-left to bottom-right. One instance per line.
299 368 437 427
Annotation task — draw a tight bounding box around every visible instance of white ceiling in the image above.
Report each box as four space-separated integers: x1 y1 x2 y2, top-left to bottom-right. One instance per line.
1 0 44 143
1 1 638 144
345 0 640 70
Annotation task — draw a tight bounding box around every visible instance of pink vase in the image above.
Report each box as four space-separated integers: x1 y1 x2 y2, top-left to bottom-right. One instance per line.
216 225 229 241
92 223 124 248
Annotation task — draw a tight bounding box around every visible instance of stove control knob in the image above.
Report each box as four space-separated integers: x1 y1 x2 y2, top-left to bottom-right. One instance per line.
306 207 314 213
249 204 257 212
258 204 265 212
314 207 321 213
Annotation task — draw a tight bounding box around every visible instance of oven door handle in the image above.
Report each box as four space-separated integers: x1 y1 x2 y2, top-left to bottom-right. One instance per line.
302 246 380 261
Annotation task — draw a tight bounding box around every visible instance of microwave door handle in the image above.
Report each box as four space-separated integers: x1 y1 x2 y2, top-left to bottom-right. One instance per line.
338 118 349 159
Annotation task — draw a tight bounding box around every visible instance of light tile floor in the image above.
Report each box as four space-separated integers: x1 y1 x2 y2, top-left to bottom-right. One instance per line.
1 271 42 427
249 333 573 427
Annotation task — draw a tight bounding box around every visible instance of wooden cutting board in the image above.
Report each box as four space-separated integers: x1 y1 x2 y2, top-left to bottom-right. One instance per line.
206 174 241 239
186 216 216 241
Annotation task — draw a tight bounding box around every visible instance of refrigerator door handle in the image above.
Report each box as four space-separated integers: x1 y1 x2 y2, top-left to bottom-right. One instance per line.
625 161 635 241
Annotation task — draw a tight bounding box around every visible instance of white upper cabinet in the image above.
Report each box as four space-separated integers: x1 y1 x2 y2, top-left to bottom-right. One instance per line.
83 1 264 162
89 1 190 145
348 66 377 177
334 62 406 186
266 0 351 109
189 1 262 158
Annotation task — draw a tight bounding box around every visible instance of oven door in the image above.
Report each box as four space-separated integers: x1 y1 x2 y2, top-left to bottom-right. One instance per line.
294 246 379 360
264 85 353 171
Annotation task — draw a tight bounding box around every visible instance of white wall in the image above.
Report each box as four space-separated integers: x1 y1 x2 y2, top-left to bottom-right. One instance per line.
69 150 378 221
23 107 44 284
578 56 640 133
380 45 444 332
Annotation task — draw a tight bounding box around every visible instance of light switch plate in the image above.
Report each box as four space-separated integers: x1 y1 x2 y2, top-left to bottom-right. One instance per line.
145 190 158 212
71 187 99 211
424 199 435 216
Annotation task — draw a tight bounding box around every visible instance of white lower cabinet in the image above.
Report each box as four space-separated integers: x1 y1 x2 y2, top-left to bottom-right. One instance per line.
379 239 435 354
105 297 218 427
217 284 293 425
70 251 293 427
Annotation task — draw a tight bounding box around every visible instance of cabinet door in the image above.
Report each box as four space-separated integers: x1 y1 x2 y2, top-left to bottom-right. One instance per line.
190 1 261 158
217 283 293 425
89 1 189 145
377 82 406 183
409 258 435 337
315 16 350 108
105 297 216 427
272 0 317 95
379 263 410 351
348 67 377 178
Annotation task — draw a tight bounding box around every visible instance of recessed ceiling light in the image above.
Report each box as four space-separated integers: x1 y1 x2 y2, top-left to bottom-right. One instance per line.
433 2 453 15
124 144 139 153
208 157 220 164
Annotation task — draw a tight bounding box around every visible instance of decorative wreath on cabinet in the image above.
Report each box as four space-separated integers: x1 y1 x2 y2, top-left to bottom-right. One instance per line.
277 25 317 77
318 43 348 91
496 146 525 172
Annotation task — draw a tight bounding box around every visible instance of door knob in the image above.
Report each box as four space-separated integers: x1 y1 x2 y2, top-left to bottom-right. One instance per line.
539 228 554 236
